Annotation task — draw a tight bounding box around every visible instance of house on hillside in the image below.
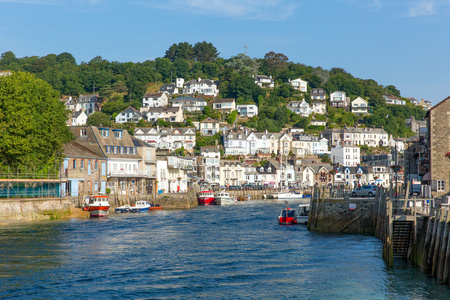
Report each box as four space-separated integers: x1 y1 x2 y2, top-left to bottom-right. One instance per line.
159 83 179 95
142 92 169 108
237 104 258 117
312 100 326 115
330 91 350 109
310 88 327 100
184 78 219 97
199 117 220 136
115 107 144 124
383 94 406 106
171 96 207 112
287 100 313 117
71 111 88 126
288 78 308 92
351 97 369 115
254 75 274 88
140 106 183 123
212 98 236 113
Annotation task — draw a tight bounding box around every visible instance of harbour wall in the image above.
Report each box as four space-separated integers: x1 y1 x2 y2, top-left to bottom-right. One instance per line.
307 188 375 234
0 198 71 222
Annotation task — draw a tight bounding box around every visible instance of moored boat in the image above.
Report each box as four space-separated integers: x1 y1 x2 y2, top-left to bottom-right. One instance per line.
130 201 151 213
237 194 251 201
215 191 236 205
197 191 216 205
84 195 110 217
278 202 297 225
297 203 310 225
275 191 303 200
149 204 163 211
115 205 131 213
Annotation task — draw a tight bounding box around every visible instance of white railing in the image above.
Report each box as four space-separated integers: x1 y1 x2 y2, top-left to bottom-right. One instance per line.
108 169 147 177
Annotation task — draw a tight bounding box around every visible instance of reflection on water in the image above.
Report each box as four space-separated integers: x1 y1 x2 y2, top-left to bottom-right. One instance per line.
1 200 449 299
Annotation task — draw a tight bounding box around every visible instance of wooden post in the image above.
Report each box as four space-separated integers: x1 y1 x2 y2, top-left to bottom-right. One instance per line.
432 211 445 278
423 215 435 272
427 209 441 275
438 211 449 282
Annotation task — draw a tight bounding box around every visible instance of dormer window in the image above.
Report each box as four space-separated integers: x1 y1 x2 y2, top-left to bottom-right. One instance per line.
260 167 264 172
101 129 109 137
267 167 272 172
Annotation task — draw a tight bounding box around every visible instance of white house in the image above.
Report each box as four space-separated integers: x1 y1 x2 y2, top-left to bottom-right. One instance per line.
237 104 258 117
134 126 196 152
142 92 169 108
200 117 220 136
115 107 144 124
331 142 360 166
71 111 87 126
166 156 191 192
310 88 327 100
312 100 327 115
171 96 207 112
383 95 406 106
159 83 179 95
212 98 236 113
287 100 313 117
220 160 246 186
310 119 327 127
140 106 184 123
330 91 350 108
184 78 218 97
288 78 308 92
351 97 369 115
254 75 274 88
199 146 221 186
224 131 250 155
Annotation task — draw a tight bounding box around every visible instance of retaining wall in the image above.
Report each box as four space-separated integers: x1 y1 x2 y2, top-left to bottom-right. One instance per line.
0 198 71 222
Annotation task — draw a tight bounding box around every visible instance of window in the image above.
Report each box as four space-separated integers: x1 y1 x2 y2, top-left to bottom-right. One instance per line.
126 147 130 154
115 130 122 138
120 147 124 154
101 129 109 137
80 160 85 169
105 146 111 154
73 159 77 169
438 180 445 192
113 147 118 154
132 148 137 155
80 129 87 136
95 161 98 170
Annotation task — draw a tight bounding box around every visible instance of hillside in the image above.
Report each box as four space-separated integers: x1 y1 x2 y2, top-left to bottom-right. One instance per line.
0 43 427 137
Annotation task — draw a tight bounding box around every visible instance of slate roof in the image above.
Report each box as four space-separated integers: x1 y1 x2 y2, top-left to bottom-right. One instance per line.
143 92 164 98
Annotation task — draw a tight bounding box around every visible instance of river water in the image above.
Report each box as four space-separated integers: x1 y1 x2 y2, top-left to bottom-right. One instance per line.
1 200 449 299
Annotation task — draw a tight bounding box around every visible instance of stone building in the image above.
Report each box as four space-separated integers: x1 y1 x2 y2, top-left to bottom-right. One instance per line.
427 96 450 197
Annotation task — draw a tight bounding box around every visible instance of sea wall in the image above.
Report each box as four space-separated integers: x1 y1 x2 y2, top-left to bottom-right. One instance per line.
308 190 375 234
0 198 71 222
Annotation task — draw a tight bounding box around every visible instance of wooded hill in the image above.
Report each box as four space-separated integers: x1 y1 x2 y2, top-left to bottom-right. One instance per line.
0 42 426 138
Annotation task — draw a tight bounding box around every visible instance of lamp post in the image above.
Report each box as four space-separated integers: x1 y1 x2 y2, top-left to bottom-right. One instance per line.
390 165 402 198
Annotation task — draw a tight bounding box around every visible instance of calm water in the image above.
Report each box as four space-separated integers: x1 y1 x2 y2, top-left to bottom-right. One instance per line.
1 200 449 299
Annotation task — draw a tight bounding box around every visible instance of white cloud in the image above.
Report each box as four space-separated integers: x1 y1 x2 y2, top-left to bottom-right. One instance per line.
136 0 299 21
408 0 437 17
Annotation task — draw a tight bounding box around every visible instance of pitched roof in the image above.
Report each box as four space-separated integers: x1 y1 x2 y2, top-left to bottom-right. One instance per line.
119 106 143 117
213 98 235 104
143 92 164 98
200 117 219 124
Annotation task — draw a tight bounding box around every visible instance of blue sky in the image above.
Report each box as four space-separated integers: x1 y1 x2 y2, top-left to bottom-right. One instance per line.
1 0 449 104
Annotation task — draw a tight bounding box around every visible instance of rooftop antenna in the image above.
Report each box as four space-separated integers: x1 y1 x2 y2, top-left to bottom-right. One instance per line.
244 44 248 55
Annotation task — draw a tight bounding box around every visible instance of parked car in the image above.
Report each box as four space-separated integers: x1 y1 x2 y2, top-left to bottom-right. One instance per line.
351 185 378 197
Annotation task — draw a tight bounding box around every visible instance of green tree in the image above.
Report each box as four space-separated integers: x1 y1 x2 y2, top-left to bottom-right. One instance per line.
225 53 260 76
263 51 289 74
87 112 112 127
226 111 238 124
0 72 72 168
164 42 194 62
193 41 219 62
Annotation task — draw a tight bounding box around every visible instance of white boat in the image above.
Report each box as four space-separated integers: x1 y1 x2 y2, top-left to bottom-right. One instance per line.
130 201 151 213
275 191 303 200
83 195 110 217
115 205 131 213
215 191 236 205
297 203 310 224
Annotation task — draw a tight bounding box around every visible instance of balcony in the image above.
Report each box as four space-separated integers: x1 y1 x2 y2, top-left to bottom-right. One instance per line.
108 169 147 178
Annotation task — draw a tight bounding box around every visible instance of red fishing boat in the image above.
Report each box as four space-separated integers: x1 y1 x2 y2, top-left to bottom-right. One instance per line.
197 191 216 205
278 202 297 225
83 195 110 217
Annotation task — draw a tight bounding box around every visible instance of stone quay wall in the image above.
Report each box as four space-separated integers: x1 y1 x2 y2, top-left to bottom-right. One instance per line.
0 198 71 222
